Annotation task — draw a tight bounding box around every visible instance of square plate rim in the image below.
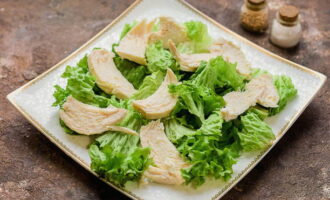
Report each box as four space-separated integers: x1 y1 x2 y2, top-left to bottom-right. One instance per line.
6 0 327 199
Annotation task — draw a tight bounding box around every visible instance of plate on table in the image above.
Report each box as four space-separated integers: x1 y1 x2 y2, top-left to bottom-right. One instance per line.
7 0 326 199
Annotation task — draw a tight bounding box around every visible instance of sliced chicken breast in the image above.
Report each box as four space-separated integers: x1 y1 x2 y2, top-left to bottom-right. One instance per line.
221 90 262 121
209 38 251 77
149 17 188 48
59 96 132 135
221 74 279 121
245 74 279 107
106 126 138 136
115 19 155 65
168 40 220 72
140 120 189 185
88 49 136 99
132 68 178 119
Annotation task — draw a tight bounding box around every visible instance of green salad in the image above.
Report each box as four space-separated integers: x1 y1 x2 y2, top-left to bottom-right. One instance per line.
52 17 297 188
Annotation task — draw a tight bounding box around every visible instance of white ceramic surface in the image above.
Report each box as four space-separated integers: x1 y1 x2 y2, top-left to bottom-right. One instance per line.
7 0 326 200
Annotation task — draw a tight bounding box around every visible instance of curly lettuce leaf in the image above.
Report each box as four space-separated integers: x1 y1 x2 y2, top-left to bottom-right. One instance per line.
113 56 148 89
117 106 149 131
132 71 164 100
189 61 220 91
182 21 213 53
176 112 238 186
269 75 297 116
52 85 70 107
169 78 224 122
146 41 178 73
247 106 269 120
89 134 151 187
188 57 244 93
198 111 223 136
52 56 111 108
164 118 195 143
209 56 245 90
88 108 151 187
238 112 275 151
169 82 205 122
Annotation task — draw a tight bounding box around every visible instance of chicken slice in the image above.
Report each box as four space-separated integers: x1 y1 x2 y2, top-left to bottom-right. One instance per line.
168 40 220 72
221 74 279 121
115 19 155 65
88 49 136 99
221 90 262 121
149 17 188 48
140 120 189 185
132 68 178 119
106 126 138 136
209 38 251 77
59 96 131 135
246 74 279 107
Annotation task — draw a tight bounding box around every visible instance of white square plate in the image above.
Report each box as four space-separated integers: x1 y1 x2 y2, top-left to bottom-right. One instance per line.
7 0 326 199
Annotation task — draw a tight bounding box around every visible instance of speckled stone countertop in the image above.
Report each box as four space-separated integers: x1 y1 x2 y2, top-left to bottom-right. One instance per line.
0 0 329 199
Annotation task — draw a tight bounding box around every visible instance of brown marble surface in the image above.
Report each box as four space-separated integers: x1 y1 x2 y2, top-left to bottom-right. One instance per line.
0 0 329 199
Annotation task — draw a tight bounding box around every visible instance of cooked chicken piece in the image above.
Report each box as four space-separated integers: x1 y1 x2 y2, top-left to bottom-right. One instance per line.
246 74 279 107
132 68 178 119
221 74 279 121
140 120 189 185
115 19 155 65
168 40 220 72
221 90 262 121
59 96 131 135
209 38 251 77
149 17 188 48
106 126 138 136
88 49 136 99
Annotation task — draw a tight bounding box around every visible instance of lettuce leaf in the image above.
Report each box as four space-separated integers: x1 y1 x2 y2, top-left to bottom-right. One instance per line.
198 111 223 136
89 134 151 187
146 41 178 72
113 56 148 89
132 71 164 100
119 21 137 40
88 108 151 187
52 85 69 107
208 56 245 90
169 59 228 122
169 82 205 122
164 118 195 143
59 119 76 135
269 75 297 115
52 55 111 108
188 57 244 92
183 21 213 53
238 112 275 151
247 106 269 120
169 81 224 123
176 112 238 186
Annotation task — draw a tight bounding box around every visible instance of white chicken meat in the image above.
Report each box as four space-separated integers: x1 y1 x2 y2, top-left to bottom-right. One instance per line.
115 19 155 65
140 120 189 185
59 96 134 135
88 49 136 99
221 74 279 121
132 68 178 119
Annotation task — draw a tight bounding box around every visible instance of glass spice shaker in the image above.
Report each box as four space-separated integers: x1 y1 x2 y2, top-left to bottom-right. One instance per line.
270 5 302 48
240 0 269 33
